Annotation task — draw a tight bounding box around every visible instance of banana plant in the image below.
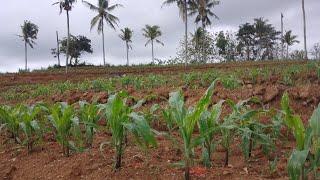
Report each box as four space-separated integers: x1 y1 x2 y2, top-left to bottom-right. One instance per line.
0 105 22 143
198 100 224 167
163 80 217 180
48 102 79 157
18 104 43 153
100 92 157 170
78 101 100 147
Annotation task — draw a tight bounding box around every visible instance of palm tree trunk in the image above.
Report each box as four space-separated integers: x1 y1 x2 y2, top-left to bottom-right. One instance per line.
25 41 27 71
56 31 60 66
126 41 129 66
287 45 289 59
151 40 154 64
102 19 106 66
66 10 70 74
184 0 188 69
302 0 308 60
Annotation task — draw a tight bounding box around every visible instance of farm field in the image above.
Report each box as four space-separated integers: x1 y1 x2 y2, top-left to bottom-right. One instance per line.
1 60 320 180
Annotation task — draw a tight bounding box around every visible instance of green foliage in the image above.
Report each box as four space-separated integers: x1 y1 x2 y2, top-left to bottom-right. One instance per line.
48 102 80 156
101 92 156 169
281 92 320 179
0 105 22 143
18 104 44 152
163 80 217 179
221 75 240 89
198 100 223 167
78 101 100 147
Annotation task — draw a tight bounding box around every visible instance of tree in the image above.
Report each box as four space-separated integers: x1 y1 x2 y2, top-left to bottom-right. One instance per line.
162 0 190 68
53 0 77 73
237 23 255 61
188 0 220 29
215 31 238 61
253 18 280 60
18 20 39 71
301 0 308 60
177 27 216 64
311 43 320 60
59 35 93 66
283 30 299 59
142 25 164 64
119 28 133 66
82 0 122 66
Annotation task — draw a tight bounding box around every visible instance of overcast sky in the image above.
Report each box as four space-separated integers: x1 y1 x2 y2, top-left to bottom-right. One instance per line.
0 0 319 72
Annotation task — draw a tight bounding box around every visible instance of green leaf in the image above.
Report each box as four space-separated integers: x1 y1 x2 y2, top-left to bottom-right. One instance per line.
288 149 309 180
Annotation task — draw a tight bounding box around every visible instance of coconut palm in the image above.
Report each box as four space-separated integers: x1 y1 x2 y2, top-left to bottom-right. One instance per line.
283 30 299 59
82 0 122 66
188 0 219 29
18 20 39 71
162 0 190 67
119 28 133 66
142 25 164 64
53 0 77 73
301 0 308 60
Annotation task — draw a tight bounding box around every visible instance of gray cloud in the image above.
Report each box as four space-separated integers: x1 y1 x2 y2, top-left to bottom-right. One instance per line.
0 0 319 72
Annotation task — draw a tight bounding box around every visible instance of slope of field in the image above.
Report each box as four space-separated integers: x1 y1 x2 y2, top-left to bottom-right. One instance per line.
1 60 320 179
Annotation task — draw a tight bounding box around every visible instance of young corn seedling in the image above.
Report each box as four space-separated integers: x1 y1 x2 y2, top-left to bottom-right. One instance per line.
198 100 224 167
282 92 320 180
18 104 44 153
0 105 22 143
100 92 157 170
163 80 217 180
78 101 100 148
48 102 80 157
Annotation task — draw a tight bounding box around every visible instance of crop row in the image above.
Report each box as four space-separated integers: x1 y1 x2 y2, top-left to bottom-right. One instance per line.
1 62 319 103
1 80 319 179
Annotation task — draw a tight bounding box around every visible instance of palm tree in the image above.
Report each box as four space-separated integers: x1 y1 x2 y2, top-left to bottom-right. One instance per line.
18 20 39 71
142 25 164 64
188 0 219 29
119 28 133 66
82 0 122 66
283 30 299 59
53 0 77 73
162 0 189 68
301 0 308 60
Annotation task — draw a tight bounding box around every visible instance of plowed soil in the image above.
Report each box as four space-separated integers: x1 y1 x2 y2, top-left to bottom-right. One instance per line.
0 61 319 180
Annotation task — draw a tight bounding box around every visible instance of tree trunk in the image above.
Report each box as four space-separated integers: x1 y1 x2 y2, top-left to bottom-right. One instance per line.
281 13 284 60
25 41 28 71
102 18 106 66
287 45 289 59
66 10 70 74
302 0 308 60
151 40 154 64
184 0 188 70
126 41 129 66
56 31 60 66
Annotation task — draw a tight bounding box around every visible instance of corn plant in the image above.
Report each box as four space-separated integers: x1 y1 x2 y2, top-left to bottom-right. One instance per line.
217 98 264 166
198 100 224 167
78 101 100 147
281 92 320 180
48 102 79 156
0 105 22 143
18 104 44 153
163 80 217 180
100 92 157 170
